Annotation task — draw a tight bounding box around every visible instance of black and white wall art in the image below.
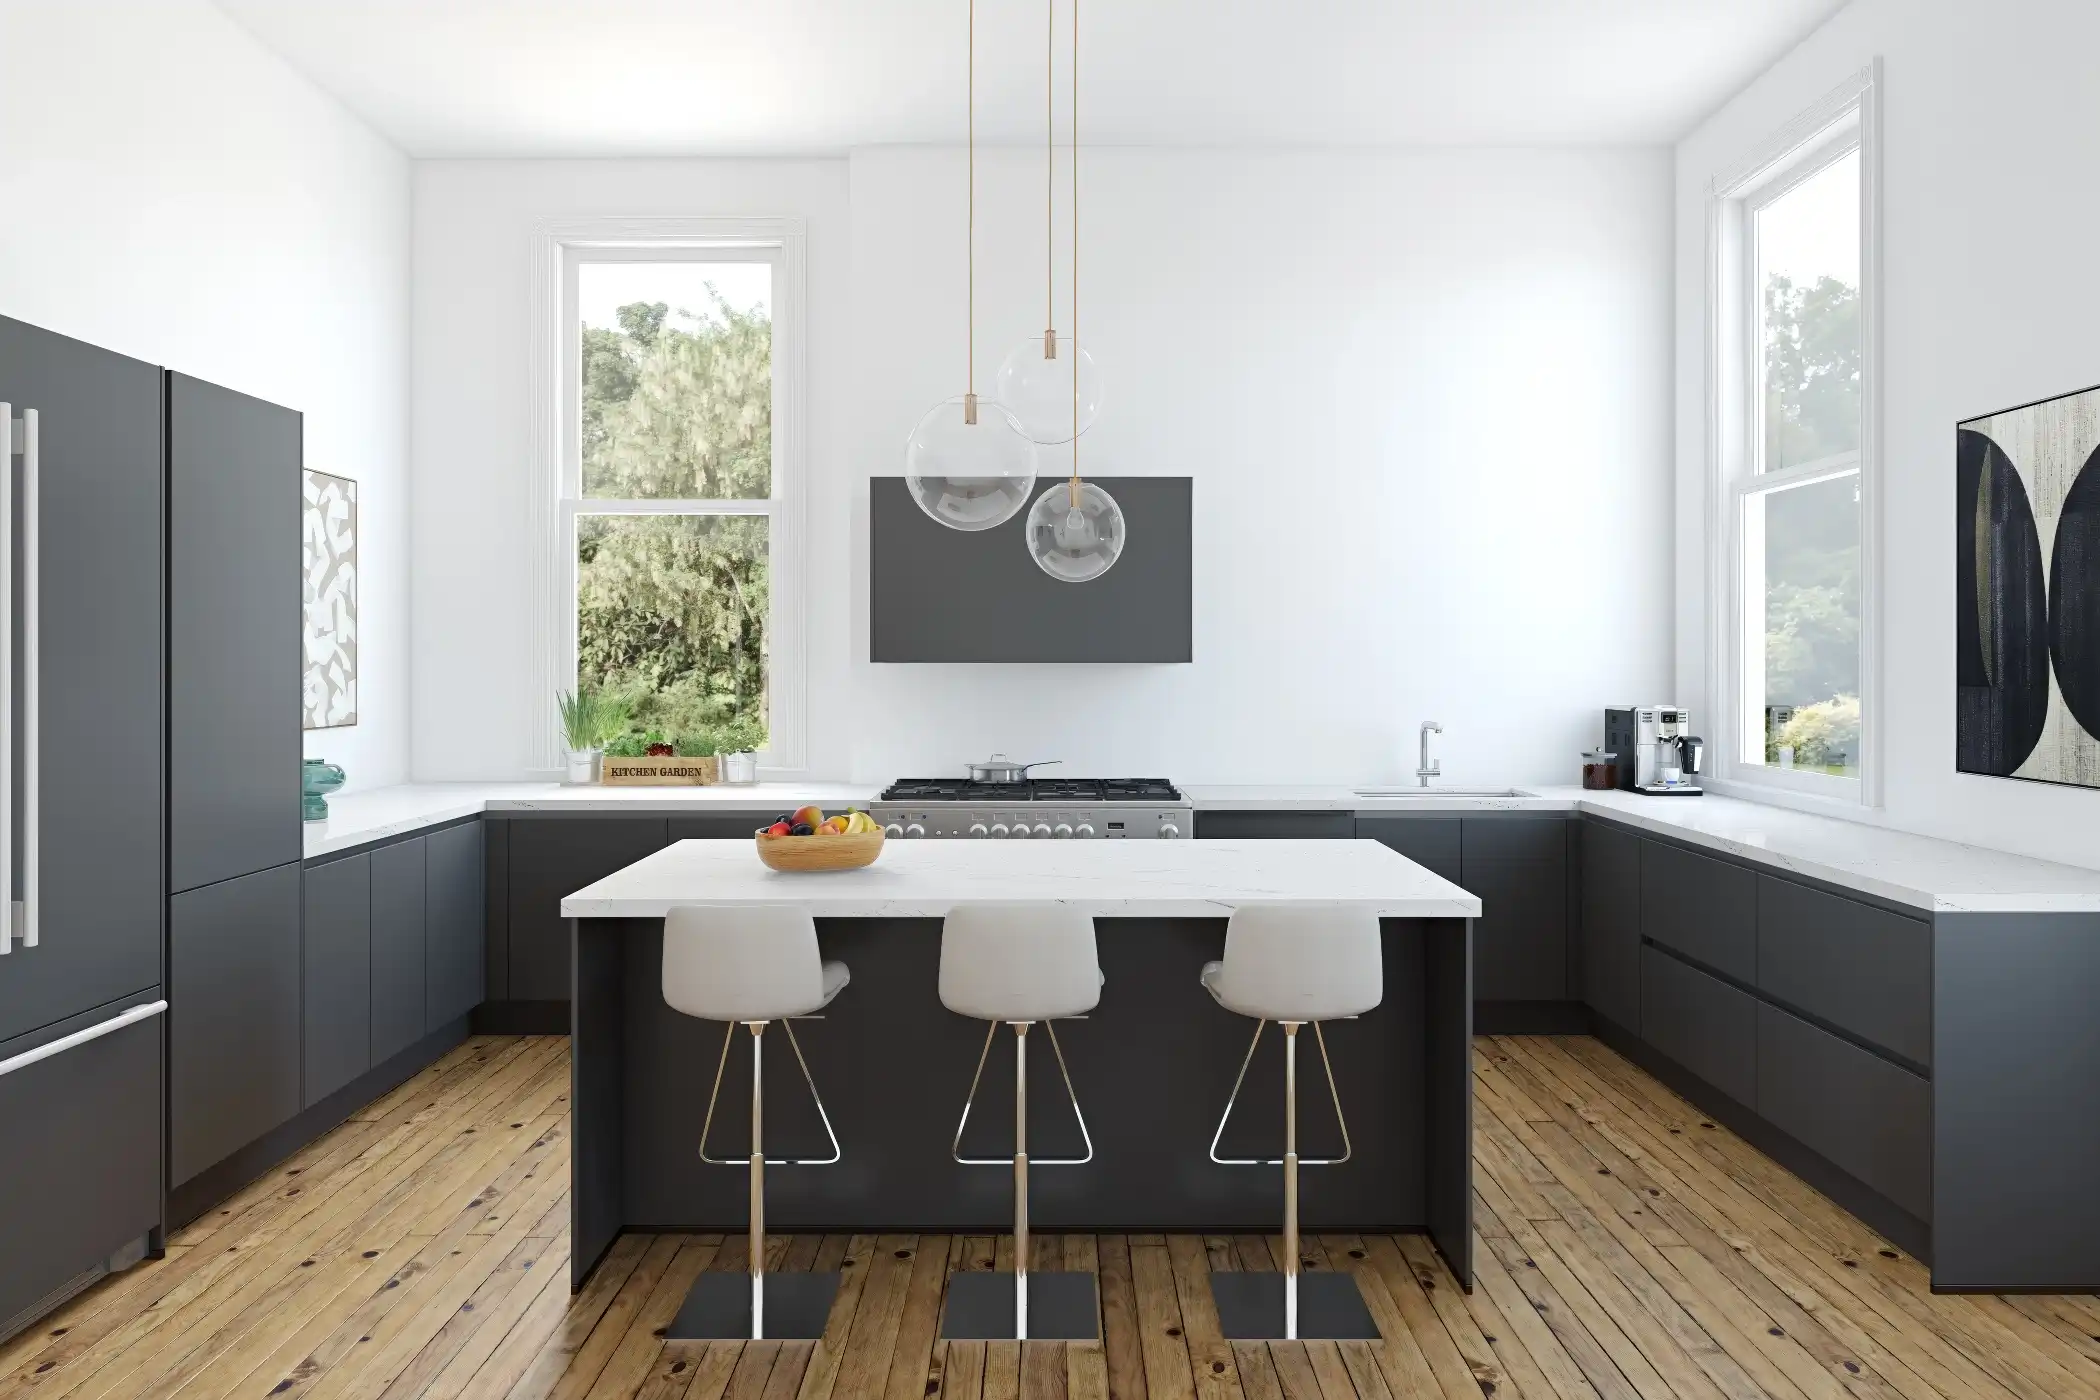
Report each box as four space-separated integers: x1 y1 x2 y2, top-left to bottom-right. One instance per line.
302 468 359 729
1958 385 2100 788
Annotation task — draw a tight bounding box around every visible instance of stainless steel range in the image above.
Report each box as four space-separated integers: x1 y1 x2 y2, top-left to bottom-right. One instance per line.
872 777 1191 839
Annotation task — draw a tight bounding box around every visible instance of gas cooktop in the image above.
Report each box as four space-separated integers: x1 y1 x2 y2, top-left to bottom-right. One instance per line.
871 777 1190 839
879 777 1182 803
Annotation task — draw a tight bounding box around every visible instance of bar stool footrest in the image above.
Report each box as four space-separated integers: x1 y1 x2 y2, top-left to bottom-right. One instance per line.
666 1271 842 1340
1211 1271 1380 1340
939 1271 1100 1340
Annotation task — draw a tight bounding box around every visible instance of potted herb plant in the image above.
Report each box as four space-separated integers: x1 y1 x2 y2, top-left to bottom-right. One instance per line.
557 688 627 784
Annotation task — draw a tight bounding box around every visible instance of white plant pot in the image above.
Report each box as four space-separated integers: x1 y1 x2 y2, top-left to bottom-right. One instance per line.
565 748 601 785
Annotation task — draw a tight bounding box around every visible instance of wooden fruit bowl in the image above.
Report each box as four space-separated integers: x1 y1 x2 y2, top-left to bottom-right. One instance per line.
754 826 885 872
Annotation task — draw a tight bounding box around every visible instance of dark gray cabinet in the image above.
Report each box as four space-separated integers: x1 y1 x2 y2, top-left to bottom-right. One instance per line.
171 863 303 1185
302 854 370 1109
1355 817 1462 883
370 839 427 1067
1193 810 1356 840
1757 877 1931 1067
1580 821 1642 1032
168 374 301 895
1641 840 1756 982
426 822 485 1030
0 318 164 1048
669 813 795 841
505 818 668 1001
1463 819 1567 1002
1641 946 1757 1108
1757 1003 1930 1218
0 1011 162 1330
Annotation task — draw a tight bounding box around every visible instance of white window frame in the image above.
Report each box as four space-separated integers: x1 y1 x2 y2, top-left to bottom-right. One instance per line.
1704 64 1882 807
527 216 808 775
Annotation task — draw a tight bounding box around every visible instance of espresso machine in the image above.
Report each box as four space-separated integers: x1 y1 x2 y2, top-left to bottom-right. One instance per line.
1605 706 1705 795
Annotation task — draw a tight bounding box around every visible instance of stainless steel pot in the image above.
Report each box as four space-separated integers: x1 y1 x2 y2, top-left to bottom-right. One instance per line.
966 754 1061 784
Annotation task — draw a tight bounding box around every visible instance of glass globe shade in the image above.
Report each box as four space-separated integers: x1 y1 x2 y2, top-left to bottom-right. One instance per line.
1026 479 1125 582
994 334 1103 445
904 396 1038 530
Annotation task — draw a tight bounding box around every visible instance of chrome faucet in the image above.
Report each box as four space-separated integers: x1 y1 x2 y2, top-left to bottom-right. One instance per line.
1417 721 1443 788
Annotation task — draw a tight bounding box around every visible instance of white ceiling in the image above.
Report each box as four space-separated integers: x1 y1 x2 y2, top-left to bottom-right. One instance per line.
214 0 1848 157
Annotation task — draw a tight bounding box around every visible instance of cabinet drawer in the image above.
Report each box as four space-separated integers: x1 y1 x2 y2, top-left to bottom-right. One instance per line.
1641 841 1756 983
1463 817 1567 864
0 1011 163 1330
1354 818 1462 884
1194 811 1355 840
1757 877 1931 1067
1641 946 1756 1108
670 814 785 841
1758 1003 1930 1219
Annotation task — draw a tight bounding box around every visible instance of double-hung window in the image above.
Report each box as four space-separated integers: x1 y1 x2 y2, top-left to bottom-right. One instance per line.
551 229 806 772
1710 69 1878 802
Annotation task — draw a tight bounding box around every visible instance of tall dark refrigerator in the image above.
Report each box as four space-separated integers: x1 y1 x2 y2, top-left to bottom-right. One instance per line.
0 317 167 1339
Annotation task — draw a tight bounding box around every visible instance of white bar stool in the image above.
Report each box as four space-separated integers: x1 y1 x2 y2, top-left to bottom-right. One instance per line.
936 903 1102 1341
659 903 849 1341
1202 903 1383 1340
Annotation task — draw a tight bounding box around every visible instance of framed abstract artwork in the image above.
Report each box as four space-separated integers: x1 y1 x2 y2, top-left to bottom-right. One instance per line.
1957 385 2100 788
302 469 359 729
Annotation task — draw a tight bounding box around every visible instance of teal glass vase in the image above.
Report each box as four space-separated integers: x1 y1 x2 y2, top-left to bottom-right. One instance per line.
303 759 346 822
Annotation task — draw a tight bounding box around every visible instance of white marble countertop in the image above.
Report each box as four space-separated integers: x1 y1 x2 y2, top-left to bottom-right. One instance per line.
1190 784 2100 914
303 782 879 859
307 779 2100 914
559 837 1481 920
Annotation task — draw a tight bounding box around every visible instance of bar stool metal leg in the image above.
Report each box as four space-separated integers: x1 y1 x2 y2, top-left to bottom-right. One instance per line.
1013 1022 1029 1340
749 1021 765 1340
1284 1022 1298 1341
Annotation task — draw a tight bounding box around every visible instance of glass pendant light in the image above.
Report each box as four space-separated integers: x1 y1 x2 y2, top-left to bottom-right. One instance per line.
995 1 1102 447
1027 0 1124 582
903 0 1035 530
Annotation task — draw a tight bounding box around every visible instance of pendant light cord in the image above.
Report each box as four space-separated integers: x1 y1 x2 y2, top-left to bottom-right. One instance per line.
1069 0 1081 508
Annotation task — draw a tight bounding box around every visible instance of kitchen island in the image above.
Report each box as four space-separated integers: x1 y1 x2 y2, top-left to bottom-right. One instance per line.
561 838 1480 1292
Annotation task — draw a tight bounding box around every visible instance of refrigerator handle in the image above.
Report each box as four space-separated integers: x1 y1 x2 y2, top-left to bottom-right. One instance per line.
19 406 34 949
0 405 12 956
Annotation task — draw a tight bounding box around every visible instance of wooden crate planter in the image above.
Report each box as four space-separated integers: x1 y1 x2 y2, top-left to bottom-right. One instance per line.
599 755 718 786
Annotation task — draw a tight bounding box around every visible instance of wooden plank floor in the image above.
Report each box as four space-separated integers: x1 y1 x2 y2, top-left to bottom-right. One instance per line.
6 1033 2099 1400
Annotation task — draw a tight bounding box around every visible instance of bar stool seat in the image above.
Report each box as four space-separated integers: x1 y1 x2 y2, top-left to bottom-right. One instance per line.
1203 904 1383 1342
937 903 1103 1342
659 903 847 1342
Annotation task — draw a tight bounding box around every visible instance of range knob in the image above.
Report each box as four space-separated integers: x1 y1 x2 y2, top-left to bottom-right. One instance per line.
1158 820 1181 839
1032 823 1053 838
1007 822 1030 838
989 823 1009 838
969 823 990 838
905 823 926 839
883 823 905 838
1052 823 1074 839
1075 822 1096 838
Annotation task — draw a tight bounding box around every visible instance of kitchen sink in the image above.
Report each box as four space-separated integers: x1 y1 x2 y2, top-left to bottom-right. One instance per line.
1352 787 1527 798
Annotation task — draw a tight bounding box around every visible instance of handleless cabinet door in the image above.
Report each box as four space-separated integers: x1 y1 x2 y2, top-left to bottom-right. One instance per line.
301 855 370 1109
171 863 303 1185
1463 818 1568 1002
1194 811 1356 840
0 317 164 1047
1355 817 1463 884
1641 841 1757 983
370 838 427 1067
1641 946 1757 1109
506 818 667 1002
1579 822 1642 1032
426 822 485 1031
169 373 301 894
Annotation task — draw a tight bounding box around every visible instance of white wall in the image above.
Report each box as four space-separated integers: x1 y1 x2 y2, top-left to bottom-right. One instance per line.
1675 0 2100 869
413 146 1672 784
0 0 412 790
847 146 1674 785
409 159 854 780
